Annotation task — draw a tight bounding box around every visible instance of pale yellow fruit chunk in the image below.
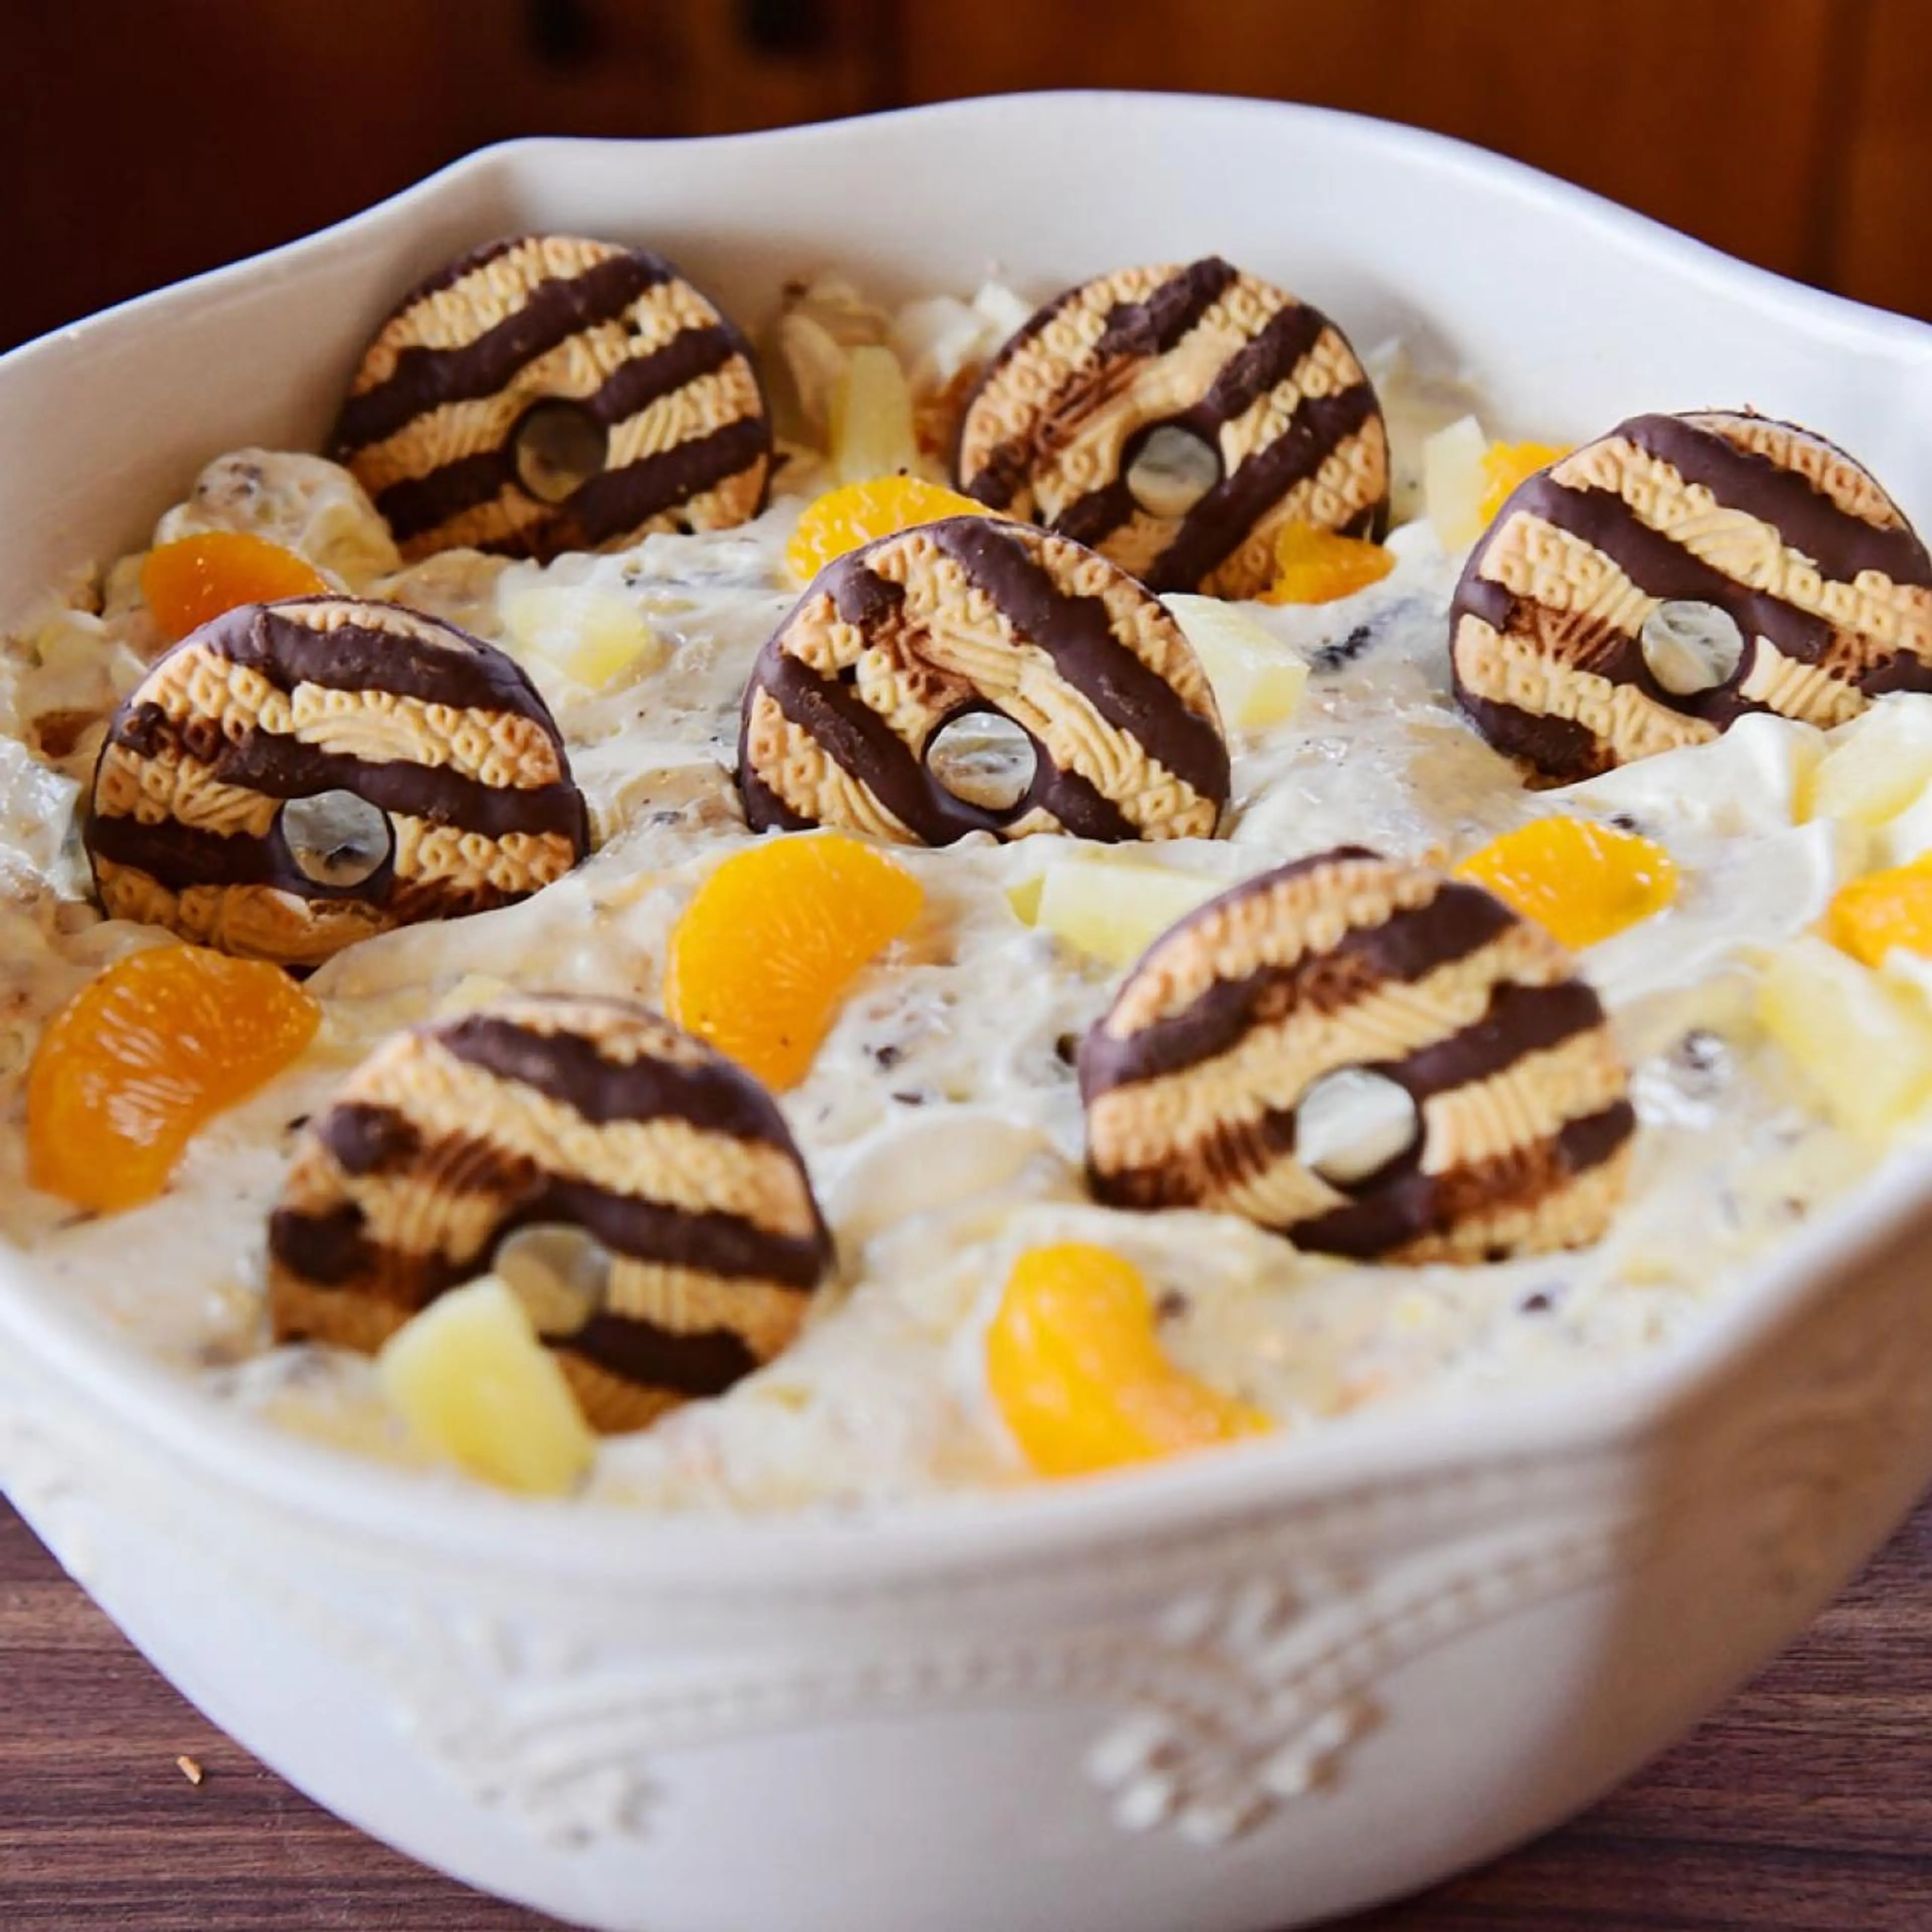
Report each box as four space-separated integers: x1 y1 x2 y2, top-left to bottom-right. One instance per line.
1756 935 1932 1139
1029 855 1223 968
500 583 664 689
1423 414 1489 551
1805 697 1932 830
1164 594 1310 729
434 972 515 1018
377 1276 596 1496
1005 871 1046 925
830 344 918 483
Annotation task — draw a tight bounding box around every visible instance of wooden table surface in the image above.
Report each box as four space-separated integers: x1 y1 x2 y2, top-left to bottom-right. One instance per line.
6 1493 1932 1932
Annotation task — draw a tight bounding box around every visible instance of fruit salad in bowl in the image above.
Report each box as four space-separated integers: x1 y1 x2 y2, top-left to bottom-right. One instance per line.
4 94 1932 1932
4 238 1927 1514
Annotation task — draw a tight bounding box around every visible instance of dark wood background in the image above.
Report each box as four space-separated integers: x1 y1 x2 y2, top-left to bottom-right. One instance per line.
6 1490 1932 1930
2 0 1930 357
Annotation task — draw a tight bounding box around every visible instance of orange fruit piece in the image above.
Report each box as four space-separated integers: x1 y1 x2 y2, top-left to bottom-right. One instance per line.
28 944 320 1213
1825 856 1932 968
785 475 992 584
1258 520 1396 606
141 531 330 643
987 1242 1271 1479
1478 440 1569 526
1458 816 1678 951
663 833 923 1089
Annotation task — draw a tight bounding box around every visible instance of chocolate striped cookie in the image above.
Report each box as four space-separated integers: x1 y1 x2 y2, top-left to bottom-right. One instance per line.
739 515 1230 844
1452 411 1932 780
268 994 833 1433
1079 849 1634 1263
86 597 589 969
333 234 772 565
953 257 1389 600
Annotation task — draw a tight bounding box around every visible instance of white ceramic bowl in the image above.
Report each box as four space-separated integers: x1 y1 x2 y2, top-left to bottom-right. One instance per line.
5 93 1932 1932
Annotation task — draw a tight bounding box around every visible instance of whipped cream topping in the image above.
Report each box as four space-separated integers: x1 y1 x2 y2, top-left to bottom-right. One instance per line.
0 305 1915 1512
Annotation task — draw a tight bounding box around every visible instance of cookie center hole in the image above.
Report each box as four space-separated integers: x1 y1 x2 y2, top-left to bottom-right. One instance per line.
279 790 392 888
1296 1068 1419 1187
514 400 609 505
926 712 1037 815
1126 425 1223 519
1641 600 1745 696
495 1224 610 1338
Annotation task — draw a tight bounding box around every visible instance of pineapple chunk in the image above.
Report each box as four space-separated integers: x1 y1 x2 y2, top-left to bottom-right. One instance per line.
1880 946 1932 1011
1005 871 1046 925
434 972 515 1018
1029 854 1223 968
1165 594 1309 730
1756 936 1932 1139
830 344 918 482
1805 696 1932 829
1423 415 1490 551
377 1275 596 1496
500 583 664 690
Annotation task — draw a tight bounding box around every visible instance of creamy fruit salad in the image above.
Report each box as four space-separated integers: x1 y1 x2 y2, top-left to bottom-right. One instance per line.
4 255 1931 1514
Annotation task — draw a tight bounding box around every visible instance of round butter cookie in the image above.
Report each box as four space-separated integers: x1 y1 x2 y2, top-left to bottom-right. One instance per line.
268 993 833 1432
86 597 589 969
1079 848 1634 1263
332 234 772 563
1451 411 1932 780
954 256 1389 598
739 515 1230 844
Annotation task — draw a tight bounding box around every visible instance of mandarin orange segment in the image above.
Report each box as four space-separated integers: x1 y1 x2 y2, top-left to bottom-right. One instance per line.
27 944 320 1213
1457 816 1678 951
140 532 329 643
1825 856 1932 968
1258 520 1395 606
785 476 992 584
986 1242 1271 1479
1477 440 1570 526
662 833 924 1089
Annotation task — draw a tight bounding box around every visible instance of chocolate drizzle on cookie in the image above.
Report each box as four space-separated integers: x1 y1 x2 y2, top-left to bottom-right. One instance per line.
739 515 1230 846
954 258 1390 599
1451 410 1932 780
333 234 772 564
268 994 833 1431
931 519 1230 800
961 257 1242 512
86 597 589 968
1079 849 1634 1263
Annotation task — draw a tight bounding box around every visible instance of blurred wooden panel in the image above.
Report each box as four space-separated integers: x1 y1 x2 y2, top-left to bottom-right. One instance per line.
4 0 1929 355
1829 0 1932 318
897 0 1851 291
475 0 889 143
0 1 893 353
465 0 685 143
655 0 892 133
0 2 533 351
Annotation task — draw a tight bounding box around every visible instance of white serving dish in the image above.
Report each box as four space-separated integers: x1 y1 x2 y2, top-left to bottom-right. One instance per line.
5 92 1932 1932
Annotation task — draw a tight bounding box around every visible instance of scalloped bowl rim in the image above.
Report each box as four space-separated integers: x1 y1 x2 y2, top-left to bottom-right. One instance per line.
3 92 1930 1591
